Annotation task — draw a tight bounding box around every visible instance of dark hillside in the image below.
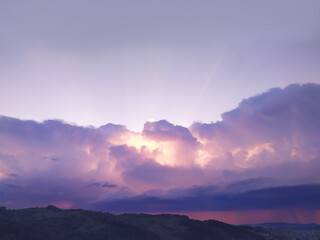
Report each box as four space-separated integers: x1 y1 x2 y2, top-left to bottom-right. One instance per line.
1 206 320 239
0 206 263 240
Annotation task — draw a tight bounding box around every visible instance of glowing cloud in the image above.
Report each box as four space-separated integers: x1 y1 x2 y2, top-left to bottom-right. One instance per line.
0 84 320 224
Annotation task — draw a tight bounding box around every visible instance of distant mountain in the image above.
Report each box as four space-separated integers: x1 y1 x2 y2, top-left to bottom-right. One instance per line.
0 206 319 240
249 222 319 229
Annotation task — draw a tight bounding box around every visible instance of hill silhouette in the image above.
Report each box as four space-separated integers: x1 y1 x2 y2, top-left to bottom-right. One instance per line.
0 206 319 240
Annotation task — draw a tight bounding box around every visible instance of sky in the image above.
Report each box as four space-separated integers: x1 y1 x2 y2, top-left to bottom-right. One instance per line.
1 0 320 225
1 0 320 131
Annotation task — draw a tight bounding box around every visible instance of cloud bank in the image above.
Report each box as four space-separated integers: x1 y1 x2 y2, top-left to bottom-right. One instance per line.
1 83 320 223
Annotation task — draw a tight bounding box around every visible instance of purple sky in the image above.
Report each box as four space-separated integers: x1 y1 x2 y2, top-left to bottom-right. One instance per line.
1 1 320 224
1 0 320 131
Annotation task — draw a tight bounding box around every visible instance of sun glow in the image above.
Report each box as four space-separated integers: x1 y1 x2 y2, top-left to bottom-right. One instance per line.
124 134 180 166
126 135 159 152
155 142 177 166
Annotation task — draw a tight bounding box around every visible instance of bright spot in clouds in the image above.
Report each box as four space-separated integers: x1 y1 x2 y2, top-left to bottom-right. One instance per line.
126 135 159 152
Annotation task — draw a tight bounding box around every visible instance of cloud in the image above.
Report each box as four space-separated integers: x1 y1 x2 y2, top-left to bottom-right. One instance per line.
0 83 320 222
142 120 200 166
102 183 117 188
108 144 205 191
191 83 320 170
122 161 205 190
143 120 197 143
0 176 100 209
92 184 320 212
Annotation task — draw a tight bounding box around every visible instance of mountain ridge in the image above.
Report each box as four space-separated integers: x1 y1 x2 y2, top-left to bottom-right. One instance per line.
0 206 319 240
249 222 319 229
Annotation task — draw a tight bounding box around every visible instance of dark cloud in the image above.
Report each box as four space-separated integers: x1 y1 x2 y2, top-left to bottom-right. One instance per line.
8 173 18 178
93 184 320 212
42 156 60 161
88 182 101 187
102 183 117 188
88 182 117 188
0 177 100 209
122 161 205 189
